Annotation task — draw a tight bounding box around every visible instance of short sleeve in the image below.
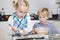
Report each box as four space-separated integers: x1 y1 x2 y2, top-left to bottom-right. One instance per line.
33 23 37 29
52 24 58 34
8 16 13 26
50 23 58 34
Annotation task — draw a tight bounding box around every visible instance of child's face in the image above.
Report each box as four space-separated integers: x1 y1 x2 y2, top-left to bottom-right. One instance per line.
38 11 49 23
16 4 29 18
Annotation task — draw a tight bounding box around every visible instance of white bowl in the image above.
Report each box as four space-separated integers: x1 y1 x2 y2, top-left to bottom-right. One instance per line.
35 27 49 34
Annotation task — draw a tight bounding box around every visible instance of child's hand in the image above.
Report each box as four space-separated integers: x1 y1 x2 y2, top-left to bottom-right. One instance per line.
22 30 26 35
32 29 36 34
20 33 24 37
20 30 28 35
11 26 17 32
19 30 26 36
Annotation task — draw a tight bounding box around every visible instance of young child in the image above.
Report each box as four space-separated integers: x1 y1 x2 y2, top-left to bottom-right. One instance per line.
32 8 58 35
8 0 32 37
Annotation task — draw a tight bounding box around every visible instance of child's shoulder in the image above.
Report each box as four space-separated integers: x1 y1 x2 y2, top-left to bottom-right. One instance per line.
48 22 54 25
34 22 41 26
48 22 55 27
34 22 39 24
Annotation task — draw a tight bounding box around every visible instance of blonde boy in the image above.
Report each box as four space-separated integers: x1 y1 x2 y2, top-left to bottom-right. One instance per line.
32 8 58 35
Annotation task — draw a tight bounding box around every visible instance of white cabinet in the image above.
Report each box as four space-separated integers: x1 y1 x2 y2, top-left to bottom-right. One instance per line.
0 22 11 40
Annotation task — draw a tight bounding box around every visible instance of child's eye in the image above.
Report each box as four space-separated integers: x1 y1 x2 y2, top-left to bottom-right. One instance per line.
39 17 41 18
19 11 23 13
19 11 27 13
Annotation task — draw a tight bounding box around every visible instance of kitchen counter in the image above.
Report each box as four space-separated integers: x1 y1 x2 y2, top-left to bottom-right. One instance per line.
31 18 60 21
0 15 10 21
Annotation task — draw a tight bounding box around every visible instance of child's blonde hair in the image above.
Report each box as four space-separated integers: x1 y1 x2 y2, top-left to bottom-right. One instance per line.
13 0 29 10
37 8 49 17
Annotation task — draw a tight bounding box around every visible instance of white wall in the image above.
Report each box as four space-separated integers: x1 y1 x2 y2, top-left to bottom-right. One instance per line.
28 0 49 13
0 0 58 15
27 0 58 18
0 0 15 15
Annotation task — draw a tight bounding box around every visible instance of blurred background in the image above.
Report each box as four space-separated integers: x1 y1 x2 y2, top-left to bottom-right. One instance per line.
0 0 60 40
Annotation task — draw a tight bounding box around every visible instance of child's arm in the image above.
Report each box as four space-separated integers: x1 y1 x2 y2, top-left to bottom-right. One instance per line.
32 29 36 34
52 25 58 34
11 26 17 32
32 23 38 34
8 16 24 36
8 16 17 32
50 23 58 34
9 25 25 36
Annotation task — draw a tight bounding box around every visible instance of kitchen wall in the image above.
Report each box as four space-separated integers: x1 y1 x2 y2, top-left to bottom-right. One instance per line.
0 0 60 40
0 0 15 15
28 0 57 14
0 0 58 15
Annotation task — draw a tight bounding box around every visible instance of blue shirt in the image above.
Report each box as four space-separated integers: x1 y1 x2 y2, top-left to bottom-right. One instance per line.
33 22 58 35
